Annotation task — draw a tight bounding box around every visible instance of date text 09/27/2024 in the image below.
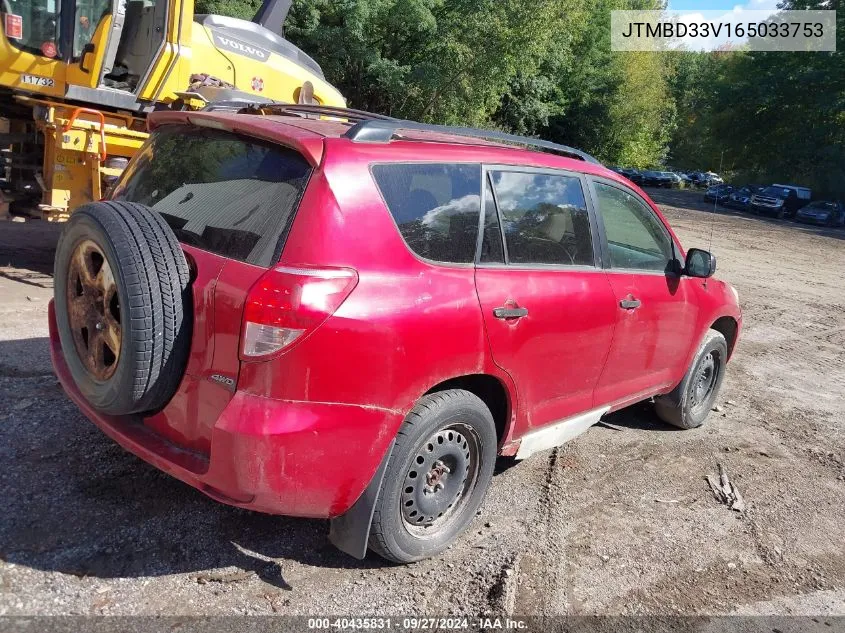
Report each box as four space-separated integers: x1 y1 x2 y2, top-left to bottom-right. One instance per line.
307 617 529 630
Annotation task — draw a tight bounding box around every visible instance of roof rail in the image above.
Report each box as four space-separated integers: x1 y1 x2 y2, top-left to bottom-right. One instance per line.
343 119 601 164
235 103 397 122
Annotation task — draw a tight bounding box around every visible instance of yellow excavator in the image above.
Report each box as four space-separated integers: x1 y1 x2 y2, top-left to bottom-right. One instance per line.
0 0 345 219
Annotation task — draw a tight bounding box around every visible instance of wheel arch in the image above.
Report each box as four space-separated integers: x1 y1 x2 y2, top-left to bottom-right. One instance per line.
710 315 739 359
330 372 513 560
423 373 512 448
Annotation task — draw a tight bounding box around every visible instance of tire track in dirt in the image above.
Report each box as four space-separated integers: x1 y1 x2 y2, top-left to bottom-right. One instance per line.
510 446 575 615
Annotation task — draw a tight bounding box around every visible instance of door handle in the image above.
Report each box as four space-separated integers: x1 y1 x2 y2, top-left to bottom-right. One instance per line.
493 307 528 319
79 43 95 73
619 297 641 310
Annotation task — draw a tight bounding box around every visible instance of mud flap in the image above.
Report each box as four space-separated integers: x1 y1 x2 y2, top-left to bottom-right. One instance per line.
328 440 395 559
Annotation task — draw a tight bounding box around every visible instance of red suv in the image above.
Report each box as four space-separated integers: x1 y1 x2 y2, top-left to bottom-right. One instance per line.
49 105 741 563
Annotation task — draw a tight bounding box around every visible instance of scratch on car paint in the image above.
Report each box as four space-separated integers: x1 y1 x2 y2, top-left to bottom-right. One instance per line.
304 367 311 401
270 398 402 415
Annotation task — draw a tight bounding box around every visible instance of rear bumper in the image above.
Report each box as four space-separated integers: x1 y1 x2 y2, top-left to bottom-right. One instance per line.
48 302 400 518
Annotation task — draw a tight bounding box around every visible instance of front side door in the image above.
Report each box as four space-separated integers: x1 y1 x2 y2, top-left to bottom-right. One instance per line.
62 0 114 88
474 167 618 431
589 178 699 408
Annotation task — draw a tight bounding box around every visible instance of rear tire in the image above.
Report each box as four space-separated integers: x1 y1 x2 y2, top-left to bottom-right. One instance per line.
368 390 497 563
53 201 192 415
654 330 728 430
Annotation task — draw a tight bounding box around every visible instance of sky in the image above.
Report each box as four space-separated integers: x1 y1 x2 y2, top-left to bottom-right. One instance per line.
668 0 781 11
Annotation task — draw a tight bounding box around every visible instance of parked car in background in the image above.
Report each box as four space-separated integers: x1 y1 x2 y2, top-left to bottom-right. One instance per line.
640 171 661 187
641 170 675 188
661 172 683 188
724 185 763 211
48 106 742 563
704 184 734 204
794 200 845 227
690 172 724 188
624 168 644 185
750 184 812 218
608 166 642 185
704 172 724 186
675 172 693 186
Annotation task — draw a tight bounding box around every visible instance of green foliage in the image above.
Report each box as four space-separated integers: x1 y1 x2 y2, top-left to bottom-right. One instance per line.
197 0 843 195
195 0 261 19
669 0 844 196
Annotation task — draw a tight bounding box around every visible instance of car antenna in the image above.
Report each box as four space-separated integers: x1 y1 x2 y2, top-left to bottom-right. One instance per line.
708 150 724 255
706 149 725 289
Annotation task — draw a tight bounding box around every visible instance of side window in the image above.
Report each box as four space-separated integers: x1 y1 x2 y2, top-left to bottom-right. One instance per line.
490 170 593 266
73 0 110 58
480 176 504 263
593 182 674 272
372 163 481 264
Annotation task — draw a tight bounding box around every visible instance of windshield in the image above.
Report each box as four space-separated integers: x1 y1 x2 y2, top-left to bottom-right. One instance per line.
760 186 790 197
3 0 61 58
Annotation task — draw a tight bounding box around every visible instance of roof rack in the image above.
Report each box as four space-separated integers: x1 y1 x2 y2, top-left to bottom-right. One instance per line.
237 103 398 122
203 102 600 163
343 119 601 164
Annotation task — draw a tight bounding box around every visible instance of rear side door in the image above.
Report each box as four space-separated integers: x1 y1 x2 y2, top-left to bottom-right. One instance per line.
474 167 617 430
111 123 312 453
588 178 699 407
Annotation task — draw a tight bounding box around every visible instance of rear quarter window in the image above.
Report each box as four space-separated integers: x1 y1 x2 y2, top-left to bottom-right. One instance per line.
372 163 482 264
111 125 311 267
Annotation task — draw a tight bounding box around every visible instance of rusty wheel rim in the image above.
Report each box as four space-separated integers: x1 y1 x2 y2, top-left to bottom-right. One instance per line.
66 239 122 381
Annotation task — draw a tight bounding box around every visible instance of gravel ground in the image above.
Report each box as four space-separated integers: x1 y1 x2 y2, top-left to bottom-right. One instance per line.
0 190 843 617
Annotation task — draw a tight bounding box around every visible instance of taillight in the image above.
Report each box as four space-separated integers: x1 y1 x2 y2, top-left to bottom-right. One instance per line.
241 265 358 359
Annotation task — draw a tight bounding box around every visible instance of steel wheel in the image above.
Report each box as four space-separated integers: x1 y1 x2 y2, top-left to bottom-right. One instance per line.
688 349 721 416
66 239 122 381
400 423 481 538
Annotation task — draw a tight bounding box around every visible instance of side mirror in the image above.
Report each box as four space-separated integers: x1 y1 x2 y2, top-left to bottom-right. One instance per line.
685 248 716 278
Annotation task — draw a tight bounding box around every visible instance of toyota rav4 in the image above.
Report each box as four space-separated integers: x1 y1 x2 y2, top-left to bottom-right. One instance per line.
49 105 742 563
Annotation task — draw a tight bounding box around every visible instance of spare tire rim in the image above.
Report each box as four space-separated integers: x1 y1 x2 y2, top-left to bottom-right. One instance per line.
401 423 481 537
66 239 121 381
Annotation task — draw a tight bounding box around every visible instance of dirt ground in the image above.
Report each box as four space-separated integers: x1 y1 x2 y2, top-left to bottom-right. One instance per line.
0 190 843 617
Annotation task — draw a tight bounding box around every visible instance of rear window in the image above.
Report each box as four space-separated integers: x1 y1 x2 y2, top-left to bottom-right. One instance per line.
372 163 482 264
111 125 311 267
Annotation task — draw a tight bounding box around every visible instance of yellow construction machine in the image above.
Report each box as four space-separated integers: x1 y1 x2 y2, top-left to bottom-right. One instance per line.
0 0 344 219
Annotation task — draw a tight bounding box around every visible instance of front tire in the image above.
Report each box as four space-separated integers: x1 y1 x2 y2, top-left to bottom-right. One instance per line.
368 390 497 563
654 330 728 430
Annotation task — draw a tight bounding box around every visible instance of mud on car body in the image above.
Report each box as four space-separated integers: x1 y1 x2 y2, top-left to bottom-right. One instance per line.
50 106 742 563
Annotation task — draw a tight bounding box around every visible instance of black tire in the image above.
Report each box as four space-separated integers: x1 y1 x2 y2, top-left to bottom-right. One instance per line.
54 201 192 415
654 330 728 430
368 390 497 563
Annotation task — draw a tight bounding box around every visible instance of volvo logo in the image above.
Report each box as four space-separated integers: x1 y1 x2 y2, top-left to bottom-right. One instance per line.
212 32 270 62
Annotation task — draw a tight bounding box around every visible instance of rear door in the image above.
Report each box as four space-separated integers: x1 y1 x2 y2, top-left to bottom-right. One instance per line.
588 178 699 407
111 123 312 453
474 166 617 430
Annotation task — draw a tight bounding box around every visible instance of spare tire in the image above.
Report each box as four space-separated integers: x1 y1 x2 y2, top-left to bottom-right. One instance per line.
53 201 192 415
